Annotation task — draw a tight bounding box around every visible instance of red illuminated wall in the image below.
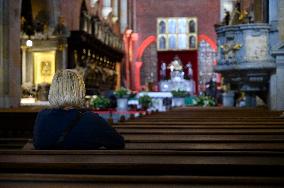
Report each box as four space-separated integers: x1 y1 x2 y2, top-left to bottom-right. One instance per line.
133 0 220 91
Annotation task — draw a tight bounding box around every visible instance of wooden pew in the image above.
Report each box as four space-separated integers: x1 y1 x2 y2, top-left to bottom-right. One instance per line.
1 150 284 187
1 107 284 187
1 173 284 188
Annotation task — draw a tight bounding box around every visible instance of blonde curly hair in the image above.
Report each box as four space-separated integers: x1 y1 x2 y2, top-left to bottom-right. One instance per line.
48 69 85 108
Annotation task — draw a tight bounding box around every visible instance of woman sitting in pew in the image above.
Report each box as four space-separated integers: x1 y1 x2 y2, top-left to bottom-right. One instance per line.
33 69 125 150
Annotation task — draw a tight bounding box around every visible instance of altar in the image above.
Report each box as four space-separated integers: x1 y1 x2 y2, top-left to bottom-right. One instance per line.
159 56 196 95
159 79 195 93
137 92 172 111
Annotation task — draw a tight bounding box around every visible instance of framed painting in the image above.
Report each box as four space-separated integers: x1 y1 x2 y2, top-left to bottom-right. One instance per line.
33 51 56 85
168 18 177 34
177 34 188 49
157 18 167 34
189 35 197 49
168 34 177 49
157 34 167 51
177 18 187 33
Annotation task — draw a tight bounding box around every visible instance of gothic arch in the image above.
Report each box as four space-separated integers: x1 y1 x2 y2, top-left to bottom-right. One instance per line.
136 35 156 61
135 35 156 91
140 43 158 87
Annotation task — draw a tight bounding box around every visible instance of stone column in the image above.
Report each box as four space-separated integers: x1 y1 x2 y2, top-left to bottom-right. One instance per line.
278 0 284 41
271 48 284 110
21 46 27 84
120 0 127 32
269 0 279 44
269 0 284 110
0 0 21 108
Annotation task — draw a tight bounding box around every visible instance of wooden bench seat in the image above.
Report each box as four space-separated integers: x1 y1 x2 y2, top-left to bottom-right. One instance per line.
117 121 284 125
1 150 284 176
1 173 284 188
3 137 284 151
125 142 284 150
127 117 284 122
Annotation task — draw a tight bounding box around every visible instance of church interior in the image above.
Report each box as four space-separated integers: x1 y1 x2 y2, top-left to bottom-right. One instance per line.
1 0 284 187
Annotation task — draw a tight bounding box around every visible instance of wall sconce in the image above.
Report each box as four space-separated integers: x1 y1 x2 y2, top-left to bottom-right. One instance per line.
26 39 33 47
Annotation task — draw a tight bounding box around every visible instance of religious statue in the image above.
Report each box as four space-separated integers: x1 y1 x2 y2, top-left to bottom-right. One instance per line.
159 21 166 34
189 20 195 33
167 56 184 82
159 36 166 49
189 36 196 48
229 0 241 25
34 10 49 39
186 62 193 79
160 62 167 80
168 56 183 72
222 9 231 25
53 16 70 36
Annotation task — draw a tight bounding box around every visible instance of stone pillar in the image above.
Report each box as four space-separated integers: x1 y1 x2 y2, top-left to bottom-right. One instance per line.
269 0 279 48
270 0 279 24
271 48 284 110
269 0 284 110
278 0 284 41
0 0 21 108
120 0 127 32
21 46 27 84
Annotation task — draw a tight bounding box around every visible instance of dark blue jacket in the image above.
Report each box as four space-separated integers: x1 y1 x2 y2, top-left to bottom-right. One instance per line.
33 109 125 149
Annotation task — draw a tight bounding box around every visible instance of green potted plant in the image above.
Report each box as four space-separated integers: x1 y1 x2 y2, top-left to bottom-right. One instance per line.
90 95 110 110
138 95 152 110
171 89 188 107
114 87 130 98
196 95 216 107
114 87 131 111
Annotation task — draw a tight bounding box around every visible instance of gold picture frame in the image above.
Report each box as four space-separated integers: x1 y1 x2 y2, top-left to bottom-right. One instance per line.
157 17 198 51
33 51 56 85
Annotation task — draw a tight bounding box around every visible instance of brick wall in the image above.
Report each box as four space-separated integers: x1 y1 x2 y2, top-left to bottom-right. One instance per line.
134 0 220 49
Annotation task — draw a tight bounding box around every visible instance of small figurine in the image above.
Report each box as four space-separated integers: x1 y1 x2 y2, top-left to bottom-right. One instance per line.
223 9 231 25
53 16 70 36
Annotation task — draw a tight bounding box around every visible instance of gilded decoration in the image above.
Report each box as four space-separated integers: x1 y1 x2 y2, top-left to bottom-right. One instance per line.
33 51 56 85
220 41 242 62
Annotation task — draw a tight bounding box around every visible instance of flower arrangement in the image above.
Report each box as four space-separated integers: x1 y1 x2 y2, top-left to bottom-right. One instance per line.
138 95 152 109
90 95 110 109
171 90 188 98
114 87 131 98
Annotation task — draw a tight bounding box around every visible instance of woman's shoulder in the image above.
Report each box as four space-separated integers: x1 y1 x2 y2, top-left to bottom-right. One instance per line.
38 108 64 115
37 108 80 118
80 111 109 125
80 110 100 119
